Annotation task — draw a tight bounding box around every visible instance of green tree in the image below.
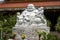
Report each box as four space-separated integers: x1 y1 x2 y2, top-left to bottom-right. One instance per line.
55 16 60 32
0 12 16 40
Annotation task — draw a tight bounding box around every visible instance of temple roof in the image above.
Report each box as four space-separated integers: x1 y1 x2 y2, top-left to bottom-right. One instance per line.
0 1 60 8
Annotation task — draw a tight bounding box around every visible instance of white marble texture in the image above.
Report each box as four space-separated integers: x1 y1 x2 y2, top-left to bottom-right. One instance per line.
13 4 50 40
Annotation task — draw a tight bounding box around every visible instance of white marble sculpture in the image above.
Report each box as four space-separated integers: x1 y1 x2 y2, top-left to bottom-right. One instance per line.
13 4 50 40
38 7 47 25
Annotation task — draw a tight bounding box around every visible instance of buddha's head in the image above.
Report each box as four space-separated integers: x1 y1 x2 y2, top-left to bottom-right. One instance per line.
27 4 36 12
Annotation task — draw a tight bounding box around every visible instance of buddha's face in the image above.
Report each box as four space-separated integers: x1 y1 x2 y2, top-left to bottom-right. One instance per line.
27 4 35 12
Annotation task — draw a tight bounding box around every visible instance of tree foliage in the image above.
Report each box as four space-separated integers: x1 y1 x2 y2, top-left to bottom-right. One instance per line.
55 16 60 32
0 12 16 40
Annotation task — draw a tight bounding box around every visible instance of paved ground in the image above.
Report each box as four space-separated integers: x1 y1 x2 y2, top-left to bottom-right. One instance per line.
51 31 60 40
